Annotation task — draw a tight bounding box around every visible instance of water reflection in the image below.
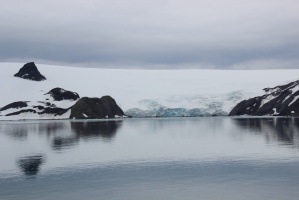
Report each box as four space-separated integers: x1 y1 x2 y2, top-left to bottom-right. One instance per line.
233 118 299 147
1 120 123 151
16 154 45 176
52 120 122 150
71 121 121 140
52 136 78 150
0 123 29 140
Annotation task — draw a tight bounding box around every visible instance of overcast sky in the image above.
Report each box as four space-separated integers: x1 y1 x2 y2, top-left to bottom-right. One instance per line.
0 0 298 69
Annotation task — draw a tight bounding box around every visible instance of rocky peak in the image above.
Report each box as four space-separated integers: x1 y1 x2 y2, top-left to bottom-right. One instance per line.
70 96 125 119
14 62 46 81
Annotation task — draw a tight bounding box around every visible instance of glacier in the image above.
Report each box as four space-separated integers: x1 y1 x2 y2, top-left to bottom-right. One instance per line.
1 62 299 120
125 91 244 117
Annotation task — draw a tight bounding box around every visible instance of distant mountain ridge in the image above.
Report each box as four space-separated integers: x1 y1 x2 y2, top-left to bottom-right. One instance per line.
229 80 299 117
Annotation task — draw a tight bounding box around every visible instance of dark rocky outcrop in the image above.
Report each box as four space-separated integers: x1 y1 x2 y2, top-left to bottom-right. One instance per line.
39 107 69 116
0 101 28 111
229 80 299 116
14 62 46 81
6 109 37 116
45 87 79 101
70 96 125 119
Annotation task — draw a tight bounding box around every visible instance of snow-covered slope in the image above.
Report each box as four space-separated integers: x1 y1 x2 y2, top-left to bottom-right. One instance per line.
229 80 299 116
1 62 299 120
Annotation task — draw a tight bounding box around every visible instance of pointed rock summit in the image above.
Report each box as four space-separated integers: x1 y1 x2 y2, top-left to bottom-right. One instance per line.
14 62 46 81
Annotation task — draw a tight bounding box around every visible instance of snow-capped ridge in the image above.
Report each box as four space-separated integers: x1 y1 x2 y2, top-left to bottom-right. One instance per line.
230 80 299 116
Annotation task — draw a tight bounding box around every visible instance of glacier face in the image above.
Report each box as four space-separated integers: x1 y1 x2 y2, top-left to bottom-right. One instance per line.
125 91 244 117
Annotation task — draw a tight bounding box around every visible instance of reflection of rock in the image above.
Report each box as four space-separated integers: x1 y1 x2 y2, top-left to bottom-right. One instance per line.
71 120 122 140
52 136 78 150
38 122 68 136
51 120 122 150
3 120 122 152
70 96 125 119
17 154 45 176
233 118 299 146
1 123 29 140
14 62 46 81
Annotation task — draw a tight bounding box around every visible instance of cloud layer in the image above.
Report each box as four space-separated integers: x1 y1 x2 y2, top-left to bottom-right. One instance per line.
1 0 299 69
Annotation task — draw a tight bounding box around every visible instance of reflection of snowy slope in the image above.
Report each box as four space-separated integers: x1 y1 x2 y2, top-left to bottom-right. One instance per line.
1 62 299 120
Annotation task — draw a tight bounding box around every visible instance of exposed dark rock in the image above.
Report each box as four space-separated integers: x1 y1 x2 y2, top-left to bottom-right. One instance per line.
229 80 299 116
0 101 28 111
6 109 36 116
33 105 45 110
38 101 56 108
70 96 124 119
39 107 69 116
14 62 46 81
45 87 79 101
1 101 68 117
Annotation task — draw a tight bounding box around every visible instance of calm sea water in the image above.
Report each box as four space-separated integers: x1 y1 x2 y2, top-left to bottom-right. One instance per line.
0 117 299 200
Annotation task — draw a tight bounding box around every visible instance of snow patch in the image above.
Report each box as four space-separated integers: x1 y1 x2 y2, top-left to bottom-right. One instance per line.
273 108 279 115
288 95 299 106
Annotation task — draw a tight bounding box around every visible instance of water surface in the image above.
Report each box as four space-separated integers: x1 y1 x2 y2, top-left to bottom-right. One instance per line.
0 117 299 200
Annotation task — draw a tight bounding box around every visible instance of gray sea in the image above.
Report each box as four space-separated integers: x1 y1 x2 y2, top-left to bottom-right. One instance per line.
0 117 299 200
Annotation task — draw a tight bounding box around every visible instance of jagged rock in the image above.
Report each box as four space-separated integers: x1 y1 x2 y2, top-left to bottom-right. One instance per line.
6 109 36 116
229 80 299 116
33 105 45 110
70 96 124 119
38 101 56 107
0 100 68 117
14 62 46 81
45 87 79 101
0 101 28 111
39 107 69 116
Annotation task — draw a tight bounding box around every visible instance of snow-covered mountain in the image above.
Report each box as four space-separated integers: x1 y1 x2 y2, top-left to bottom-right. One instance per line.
1 62 299 120
229 79 299 116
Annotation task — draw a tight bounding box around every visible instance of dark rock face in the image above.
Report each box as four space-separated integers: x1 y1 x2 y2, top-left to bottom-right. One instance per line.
229 80 299 116
0 100 68 117
6 109 36 116
14 62 46 81
40 107 69 116
45 87 79 101
70 96 124 119
0 101 28 111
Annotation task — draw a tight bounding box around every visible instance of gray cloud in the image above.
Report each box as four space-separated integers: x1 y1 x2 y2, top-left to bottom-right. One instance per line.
0 0 299 69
